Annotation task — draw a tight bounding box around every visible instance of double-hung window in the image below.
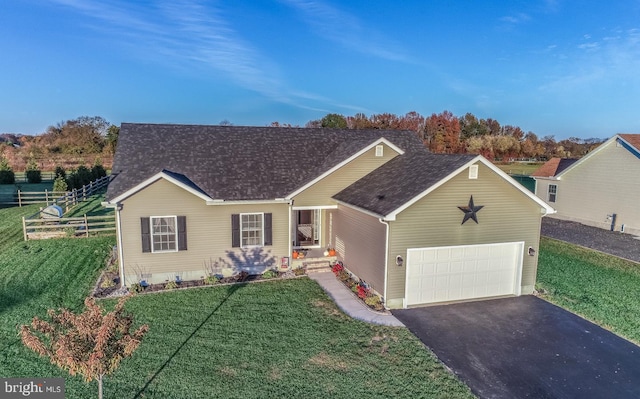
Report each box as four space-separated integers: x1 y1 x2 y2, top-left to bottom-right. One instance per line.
548 184 557 203
151 216 178 252
241 213 263 247
231 213 272 248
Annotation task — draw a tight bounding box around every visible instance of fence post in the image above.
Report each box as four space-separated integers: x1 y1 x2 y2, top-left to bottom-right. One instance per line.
22 217 27 241
84 214 89 237
18 190 22 207
45 189 49 205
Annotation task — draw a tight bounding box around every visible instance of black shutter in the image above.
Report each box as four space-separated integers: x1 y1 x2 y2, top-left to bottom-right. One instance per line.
264 213 272 246
141 217 151 253
231 214 240 247
177 216 187 251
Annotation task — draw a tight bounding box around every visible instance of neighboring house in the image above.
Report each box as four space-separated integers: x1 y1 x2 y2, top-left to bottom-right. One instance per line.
104 123 554 309
532 134 640 235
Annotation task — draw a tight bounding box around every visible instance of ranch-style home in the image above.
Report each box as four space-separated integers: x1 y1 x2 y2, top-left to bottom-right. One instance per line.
104 123 554 309
532 134 640 236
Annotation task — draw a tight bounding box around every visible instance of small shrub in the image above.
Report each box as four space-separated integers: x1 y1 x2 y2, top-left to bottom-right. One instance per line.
53 175 68 193
54 166 66 180
100 278 115 289
262 269 278 279
337 270 350 282
91 161 107 180
203 275 220 285
293 267 306 276
164 281 178 290
130 283 144 293
0 156 15 184
25 158 41 183
364 295 383 310
332 262 344 275
357 285 369 299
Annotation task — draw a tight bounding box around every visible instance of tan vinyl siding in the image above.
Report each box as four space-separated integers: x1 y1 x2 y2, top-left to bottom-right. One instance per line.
292 143 399 206
549 142 640 234
119 178 289 285
385 162 544 308
333 205 386 295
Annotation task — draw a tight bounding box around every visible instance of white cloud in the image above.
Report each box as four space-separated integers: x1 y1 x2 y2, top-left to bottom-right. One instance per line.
47 0 364 114
280 0 409 62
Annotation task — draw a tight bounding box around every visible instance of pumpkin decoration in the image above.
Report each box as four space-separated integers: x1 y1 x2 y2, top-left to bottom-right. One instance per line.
292 251 299 259
328 248 336 256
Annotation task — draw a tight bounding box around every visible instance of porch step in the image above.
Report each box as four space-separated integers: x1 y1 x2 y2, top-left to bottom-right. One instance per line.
303 259 333 273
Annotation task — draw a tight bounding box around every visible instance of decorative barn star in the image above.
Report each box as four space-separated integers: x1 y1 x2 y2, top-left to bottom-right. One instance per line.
458 195 484 225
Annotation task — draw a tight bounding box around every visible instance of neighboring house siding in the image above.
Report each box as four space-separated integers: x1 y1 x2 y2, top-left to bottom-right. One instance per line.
292 144 399 206
549 142 640 234
385 163 543 308
333 205 386 295
119 178 289 285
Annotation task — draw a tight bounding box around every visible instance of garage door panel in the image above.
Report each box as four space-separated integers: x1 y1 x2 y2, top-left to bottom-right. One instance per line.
406 242 523 306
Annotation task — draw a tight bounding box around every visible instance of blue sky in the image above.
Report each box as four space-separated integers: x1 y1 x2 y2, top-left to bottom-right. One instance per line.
1 1 639 139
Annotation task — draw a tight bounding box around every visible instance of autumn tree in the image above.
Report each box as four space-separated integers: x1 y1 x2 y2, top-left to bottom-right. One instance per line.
423 111 461 153
20 295 148 399
346 113 372 129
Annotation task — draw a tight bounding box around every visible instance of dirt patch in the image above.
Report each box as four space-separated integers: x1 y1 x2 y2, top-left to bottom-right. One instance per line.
308 352 348 371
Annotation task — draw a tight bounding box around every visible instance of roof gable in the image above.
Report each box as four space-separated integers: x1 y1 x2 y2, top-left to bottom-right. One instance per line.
109 170 213 204
287 138 404 199
553 134 640 178
106 124 424 202
334 155 555 220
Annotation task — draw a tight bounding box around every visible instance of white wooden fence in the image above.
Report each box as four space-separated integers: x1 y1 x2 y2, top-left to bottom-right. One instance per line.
22 214 116 241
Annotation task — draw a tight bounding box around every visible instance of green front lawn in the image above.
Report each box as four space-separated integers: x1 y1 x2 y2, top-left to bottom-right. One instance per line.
536 237 640 343
0 203 473 399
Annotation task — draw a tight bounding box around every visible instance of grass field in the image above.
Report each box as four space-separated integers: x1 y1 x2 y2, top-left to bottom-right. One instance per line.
536 237 640 343
494 162 543 175
0 202 474 399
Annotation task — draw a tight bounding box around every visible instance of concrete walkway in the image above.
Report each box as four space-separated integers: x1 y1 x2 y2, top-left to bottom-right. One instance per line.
308 271 404 327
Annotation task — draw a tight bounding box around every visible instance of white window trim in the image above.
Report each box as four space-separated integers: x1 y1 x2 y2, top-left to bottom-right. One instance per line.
294 209 322 249
240 212 264 248
469 164 478 179
150 215 178 253
375 144 384 157
548 184 557 203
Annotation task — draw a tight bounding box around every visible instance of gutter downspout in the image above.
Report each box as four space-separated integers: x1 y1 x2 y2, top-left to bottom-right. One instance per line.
379 218 390 309
114 203 126 288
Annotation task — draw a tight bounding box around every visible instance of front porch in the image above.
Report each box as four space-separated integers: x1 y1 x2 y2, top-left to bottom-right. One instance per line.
291 247 337 272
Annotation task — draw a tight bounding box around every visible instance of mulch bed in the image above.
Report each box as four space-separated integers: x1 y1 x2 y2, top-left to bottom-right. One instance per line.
93 269 307 298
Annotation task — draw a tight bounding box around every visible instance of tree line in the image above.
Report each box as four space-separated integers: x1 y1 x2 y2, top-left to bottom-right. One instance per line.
1 112 605 174
274 111 605 160
0 116 118 172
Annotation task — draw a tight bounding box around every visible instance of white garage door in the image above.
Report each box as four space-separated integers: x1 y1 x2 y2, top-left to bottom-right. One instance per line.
405 242 524 307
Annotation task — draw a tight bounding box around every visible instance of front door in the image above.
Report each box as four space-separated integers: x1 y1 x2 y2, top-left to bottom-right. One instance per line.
295 209 320 247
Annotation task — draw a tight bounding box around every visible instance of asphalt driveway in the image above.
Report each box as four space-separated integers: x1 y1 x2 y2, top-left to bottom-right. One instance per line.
392 296 640 399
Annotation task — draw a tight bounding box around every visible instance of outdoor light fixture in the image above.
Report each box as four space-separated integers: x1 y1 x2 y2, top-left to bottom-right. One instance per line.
396 255 403 267
528 246 536 256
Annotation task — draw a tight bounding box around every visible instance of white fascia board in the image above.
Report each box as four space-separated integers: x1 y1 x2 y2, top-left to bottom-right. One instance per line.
291 205 338 210
206 199 291 205
333 199 387 220
385 156 556 219
555 135 618 178
286 138 405 199
107 171 212 204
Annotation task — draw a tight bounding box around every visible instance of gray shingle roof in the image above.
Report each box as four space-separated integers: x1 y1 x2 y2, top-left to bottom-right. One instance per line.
106 123 425 202
333 152 476 216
